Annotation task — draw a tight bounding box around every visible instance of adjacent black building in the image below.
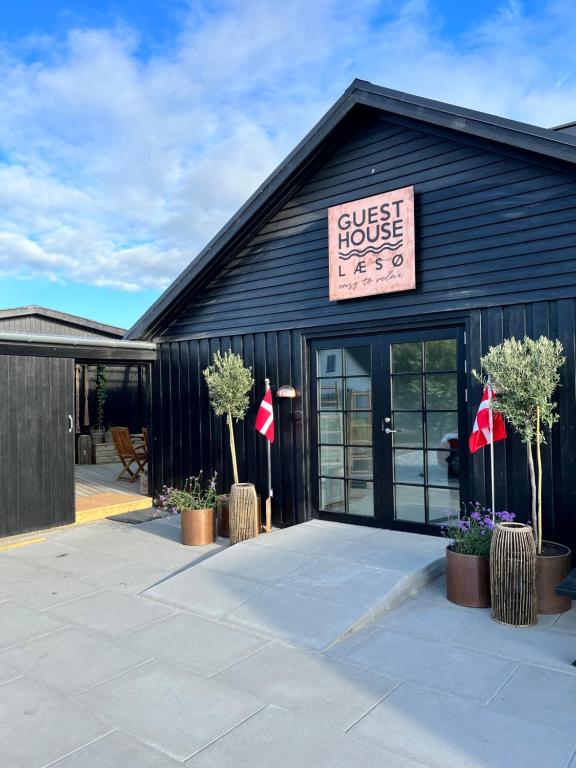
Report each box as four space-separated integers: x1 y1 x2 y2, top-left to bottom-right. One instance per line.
128 80 576 554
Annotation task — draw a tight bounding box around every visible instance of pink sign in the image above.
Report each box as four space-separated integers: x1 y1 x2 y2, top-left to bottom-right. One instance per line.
328 186 415 301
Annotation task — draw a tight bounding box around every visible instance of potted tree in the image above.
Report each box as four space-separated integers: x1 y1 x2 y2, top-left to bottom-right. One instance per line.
154 472 218 545
442 503 516 608
477 336 571 613
203 350 256 544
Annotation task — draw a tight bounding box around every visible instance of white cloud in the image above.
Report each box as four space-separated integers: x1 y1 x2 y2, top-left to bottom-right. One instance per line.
0 0 576 293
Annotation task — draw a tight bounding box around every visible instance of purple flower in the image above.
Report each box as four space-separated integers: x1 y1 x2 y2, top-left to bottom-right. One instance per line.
458 520 470 531
483 517 495 529
470 511 482 521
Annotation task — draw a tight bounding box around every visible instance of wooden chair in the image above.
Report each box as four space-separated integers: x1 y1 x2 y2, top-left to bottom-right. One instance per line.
111 427 148 483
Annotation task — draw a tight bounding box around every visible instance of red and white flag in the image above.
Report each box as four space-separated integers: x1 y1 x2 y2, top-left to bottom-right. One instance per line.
469 385 506 453
255 388 274 443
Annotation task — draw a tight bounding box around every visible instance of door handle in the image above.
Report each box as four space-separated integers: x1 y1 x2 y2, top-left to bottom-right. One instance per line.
384 428 398 434
68 415 73 433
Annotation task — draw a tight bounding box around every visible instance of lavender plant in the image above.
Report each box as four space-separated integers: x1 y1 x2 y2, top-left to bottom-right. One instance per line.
441 502 516 558
154 471 218 514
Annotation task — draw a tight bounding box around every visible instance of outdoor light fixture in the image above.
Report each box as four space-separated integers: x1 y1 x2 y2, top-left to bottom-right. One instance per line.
276 384 297 399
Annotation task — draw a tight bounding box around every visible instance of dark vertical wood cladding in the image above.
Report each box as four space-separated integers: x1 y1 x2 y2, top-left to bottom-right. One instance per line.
151 332 307 528
0 355 75 537
153 299 576 551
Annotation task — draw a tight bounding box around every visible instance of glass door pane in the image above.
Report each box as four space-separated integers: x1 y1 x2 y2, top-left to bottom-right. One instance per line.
315 344 374 518
389 336 460 526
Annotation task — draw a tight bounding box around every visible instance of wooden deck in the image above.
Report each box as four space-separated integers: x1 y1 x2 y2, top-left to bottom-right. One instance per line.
75 463 145 497
75 463 151 523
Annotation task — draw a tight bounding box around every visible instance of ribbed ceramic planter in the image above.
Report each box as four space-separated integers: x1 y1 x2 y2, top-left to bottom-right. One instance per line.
490 522 537 627
181 507 215 546
446 546 490 608
536 541 572 614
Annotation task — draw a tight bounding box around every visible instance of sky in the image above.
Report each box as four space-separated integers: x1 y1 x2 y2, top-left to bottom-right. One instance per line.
0 0 575 330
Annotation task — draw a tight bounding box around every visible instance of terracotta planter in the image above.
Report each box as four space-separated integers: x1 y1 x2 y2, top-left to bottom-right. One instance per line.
536 541 572 614
181 507 215 546
446 546 490 608
216 494 230 538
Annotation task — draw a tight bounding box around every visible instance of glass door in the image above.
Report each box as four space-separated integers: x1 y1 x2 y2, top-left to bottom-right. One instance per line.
310 328 465 532
311 339 378 521
385 332 464 529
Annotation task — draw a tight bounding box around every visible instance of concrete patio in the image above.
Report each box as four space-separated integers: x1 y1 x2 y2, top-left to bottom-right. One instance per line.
0 517 574 767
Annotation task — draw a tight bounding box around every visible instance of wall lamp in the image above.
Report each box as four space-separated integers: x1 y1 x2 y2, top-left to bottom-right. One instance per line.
276 384 297 399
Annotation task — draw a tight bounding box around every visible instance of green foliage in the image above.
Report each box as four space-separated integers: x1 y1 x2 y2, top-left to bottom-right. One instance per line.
203 350 254 421
94 364 107 431
473 336 565 445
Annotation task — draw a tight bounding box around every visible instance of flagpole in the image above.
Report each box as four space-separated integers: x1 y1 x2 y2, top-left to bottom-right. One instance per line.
488 377 496 522
264 378 273 533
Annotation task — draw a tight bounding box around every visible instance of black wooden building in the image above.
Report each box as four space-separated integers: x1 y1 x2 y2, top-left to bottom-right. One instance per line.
0 321 155 537
128 80 576 554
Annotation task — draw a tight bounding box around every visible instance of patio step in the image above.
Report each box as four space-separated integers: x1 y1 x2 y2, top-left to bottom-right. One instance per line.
143 520 447 652
75 492 151 524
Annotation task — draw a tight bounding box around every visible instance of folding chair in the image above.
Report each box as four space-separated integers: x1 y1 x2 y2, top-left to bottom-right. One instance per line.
111 427 148 483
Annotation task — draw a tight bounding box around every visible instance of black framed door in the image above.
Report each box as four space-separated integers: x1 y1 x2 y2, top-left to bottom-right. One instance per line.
310 328 466 533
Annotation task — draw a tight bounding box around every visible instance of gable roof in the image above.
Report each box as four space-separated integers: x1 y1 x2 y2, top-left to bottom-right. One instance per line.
0 305 125 338
126 79 576 341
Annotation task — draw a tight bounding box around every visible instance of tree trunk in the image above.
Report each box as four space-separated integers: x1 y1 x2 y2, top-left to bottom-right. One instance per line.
536 405 543 554
526 441 538 552
227 412 239 485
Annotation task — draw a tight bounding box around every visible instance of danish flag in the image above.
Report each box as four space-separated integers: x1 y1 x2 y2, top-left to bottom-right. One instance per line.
255 388 274 443
469 385 506 453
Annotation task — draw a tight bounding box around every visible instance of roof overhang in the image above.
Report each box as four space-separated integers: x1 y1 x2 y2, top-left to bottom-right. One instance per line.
126 79 576 342
0 332 156 362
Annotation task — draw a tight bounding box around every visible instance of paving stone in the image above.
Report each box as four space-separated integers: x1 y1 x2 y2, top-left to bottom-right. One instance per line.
48 731 179 767
35 545 131 577
374 595 477 641
0 555 49 583
336 626 517 702
144 567 265 619
450 614 576 673
489 662 576 733
188 704 425 768
418 574 448 604
0 571 104 609
75 660 265 761
47 590 174 636
126 612 269 676
82 563 170 594
0 600 65 650
199 543 310 584
299 520 377 541
0 659 21 684
1 626 151 695
216 641 399 730
350 681 576 768
248 526 361 556
328 538 443 574
275 557 407 608
0 677 109 768
550 606 576 634
222 586 367 650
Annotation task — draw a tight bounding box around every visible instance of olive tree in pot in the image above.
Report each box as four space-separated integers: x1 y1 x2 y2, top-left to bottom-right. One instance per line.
476 336 571 614
203 350 256 544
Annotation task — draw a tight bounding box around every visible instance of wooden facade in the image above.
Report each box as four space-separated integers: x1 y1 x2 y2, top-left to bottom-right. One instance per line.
129 82 576 554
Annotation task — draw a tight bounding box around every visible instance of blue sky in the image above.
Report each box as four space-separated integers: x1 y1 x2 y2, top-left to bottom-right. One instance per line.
0 0 574 330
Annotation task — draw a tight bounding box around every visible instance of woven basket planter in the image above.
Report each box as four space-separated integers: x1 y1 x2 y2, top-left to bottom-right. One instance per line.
490 522 537 627
229 483 259 545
